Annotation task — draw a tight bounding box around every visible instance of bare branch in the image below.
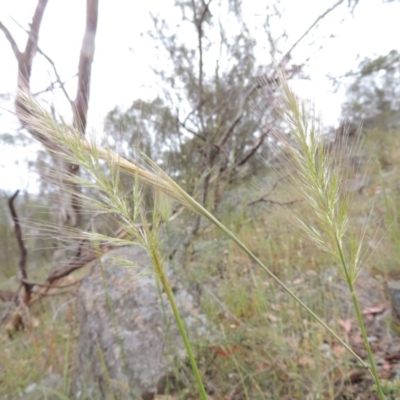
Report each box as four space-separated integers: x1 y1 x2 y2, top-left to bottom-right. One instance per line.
11 15 74 104
247 174 298 207
11 0 53 149
38 49 74 104
0 21 21 58
178 98 208 141
21 277 83 290
32 73 76 99
27 240 115 307
179 120 207 141
8 190 32 302
217 85 259 147
279 0 345 66
235 129 270 168
217 66 299 149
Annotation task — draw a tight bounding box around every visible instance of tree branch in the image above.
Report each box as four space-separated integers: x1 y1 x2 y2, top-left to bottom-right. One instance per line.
235 129 270 168
0 21 21 58
217 85 258 148
73 0 98 134
39 49 74 103
8 190 32 302
10 17 74 105
18 0 49 87
279 0 345 66
217 66 299 149
11 0 53 150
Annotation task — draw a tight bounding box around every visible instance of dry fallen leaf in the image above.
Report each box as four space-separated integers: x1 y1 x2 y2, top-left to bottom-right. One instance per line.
298 356 315 368
338 318 352 333
362 305 387 315
332 344 345 358
383 364 392 372
265 313 279 322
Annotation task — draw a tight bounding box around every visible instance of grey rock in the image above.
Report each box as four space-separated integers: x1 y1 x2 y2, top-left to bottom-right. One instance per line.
388 281 400 322
74 246 210 400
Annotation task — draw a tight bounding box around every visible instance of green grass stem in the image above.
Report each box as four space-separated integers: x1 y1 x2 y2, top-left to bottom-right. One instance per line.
146 232 208 399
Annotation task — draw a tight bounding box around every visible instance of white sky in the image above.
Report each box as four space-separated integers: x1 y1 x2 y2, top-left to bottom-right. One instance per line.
0 0 400 193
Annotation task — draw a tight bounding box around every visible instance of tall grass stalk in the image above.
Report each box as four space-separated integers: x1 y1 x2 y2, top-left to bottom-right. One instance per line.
144 217 208 399
273 71 384 398
17 88 382 396
17 92 208 397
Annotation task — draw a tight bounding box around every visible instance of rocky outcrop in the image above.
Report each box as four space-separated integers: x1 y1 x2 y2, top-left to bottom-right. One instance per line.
74 246 209 400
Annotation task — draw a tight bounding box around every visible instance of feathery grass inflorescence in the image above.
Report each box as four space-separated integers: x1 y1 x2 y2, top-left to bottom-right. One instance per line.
272 71 385 398
17 87 382 397
273 77 360 282
17 92 209 398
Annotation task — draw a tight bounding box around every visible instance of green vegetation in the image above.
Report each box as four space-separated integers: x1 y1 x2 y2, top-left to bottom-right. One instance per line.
3 80 400 398
2 2 400 399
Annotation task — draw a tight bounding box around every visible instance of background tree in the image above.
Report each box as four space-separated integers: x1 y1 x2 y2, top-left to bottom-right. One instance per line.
0 0 98 228
341 50 400 131
105 0 351 241
0 0 98 320
0 0 365 315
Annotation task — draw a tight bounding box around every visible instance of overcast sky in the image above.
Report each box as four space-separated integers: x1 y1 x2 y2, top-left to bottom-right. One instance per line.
1 0 400 193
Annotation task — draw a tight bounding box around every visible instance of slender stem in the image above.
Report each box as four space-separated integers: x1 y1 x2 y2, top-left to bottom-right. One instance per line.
335 237 385 399
350 284 385 399
126 154 367 367
149 243 208 400
143 160 369 391
188 197 368 368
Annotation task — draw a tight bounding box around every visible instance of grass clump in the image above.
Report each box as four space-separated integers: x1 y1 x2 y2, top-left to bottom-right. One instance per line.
5 76 395 398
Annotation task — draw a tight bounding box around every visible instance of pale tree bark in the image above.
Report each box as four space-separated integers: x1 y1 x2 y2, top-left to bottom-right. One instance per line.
0 0 99 227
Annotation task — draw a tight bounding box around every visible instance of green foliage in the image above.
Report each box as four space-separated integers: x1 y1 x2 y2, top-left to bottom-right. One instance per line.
344 50 400 130
5 114 400 398
105 98 178 162
18 77 390 398
0 297 77 398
